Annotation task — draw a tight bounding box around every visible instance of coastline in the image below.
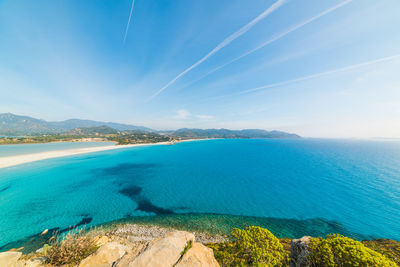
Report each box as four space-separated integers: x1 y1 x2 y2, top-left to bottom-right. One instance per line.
2 221 398 266
0 143 163 169
0 139 209 169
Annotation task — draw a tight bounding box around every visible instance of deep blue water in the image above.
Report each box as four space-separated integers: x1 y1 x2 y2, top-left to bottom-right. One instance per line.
0 139 400 250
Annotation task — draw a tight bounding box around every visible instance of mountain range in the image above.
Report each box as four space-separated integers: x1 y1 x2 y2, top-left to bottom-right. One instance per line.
0 113 151 135
0 113 300 138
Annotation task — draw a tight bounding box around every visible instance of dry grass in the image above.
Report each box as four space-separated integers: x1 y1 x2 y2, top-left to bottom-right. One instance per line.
46 228 99 266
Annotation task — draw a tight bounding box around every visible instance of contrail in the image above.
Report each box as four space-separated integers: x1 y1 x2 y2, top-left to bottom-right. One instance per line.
123 0 135 44
235 53 400 95
149 0 287 100
180 0 353 90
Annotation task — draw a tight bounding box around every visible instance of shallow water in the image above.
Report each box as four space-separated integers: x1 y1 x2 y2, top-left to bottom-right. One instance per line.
0 141 114 157
1 139 400 250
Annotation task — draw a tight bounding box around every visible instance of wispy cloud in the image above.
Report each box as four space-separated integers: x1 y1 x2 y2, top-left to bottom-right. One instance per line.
180 0 353 90
196 114 215 120
149 0 286 100
173 109 215 120
174 109 191 119
235 53 400 95
123 0 135 44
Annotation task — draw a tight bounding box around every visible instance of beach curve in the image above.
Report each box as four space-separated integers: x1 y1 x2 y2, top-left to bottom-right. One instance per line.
0 142 171 169
0 139 211 169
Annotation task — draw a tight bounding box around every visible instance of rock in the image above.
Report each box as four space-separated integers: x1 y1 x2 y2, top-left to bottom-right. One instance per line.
78 242 130 267
112 224 170 242
128 230 195 267
114 242 147 267
175 242 219 267
291 236 312 267
0 252 22 267
95 236 110 247
15 256 46 267
40 229 48 236
8 247 24 252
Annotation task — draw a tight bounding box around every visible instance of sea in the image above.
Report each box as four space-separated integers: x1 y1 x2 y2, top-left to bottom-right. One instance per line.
0 139 399 251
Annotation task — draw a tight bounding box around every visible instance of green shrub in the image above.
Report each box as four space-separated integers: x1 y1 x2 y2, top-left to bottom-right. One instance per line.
363 239 400 265
209 226 289 266
308 234 397 267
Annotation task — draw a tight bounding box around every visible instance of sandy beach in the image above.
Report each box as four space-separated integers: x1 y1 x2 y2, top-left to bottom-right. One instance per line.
0 142 173 169
0 139 213 169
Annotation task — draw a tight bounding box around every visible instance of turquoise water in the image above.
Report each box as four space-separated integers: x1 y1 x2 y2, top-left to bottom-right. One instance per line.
1 139 400 250
0 141 114 157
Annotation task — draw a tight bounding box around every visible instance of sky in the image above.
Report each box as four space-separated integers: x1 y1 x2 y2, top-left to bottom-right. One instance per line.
0 0 400 138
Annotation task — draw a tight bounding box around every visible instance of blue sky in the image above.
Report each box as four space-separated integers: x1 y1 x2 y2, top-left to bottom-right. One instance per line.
1 0 399 137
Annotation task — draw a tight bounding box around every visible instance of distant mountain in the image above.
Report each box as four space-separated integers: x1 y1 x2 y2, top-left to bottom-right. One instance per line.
169 128 300 139
65 126 119 135
0 113 300 139
50 119 151 132
0 113 151 135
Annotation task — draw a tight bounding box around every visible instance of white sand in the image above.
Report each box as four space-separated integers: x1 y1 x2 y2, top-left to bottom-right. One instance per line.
0 142 173 169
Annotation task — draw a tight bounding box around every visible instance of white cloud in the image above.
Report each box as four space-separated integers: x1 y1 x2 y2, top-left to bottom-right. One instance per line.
173 110 215 121
174 109 191 120
235 53 400 96
149 0 286 99
180 0 353 89
123 0 135 44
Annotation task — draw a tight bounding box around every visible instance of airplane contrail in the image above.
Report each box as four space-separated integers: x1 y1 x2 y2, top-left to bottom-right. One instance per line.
123 0 135 44
235 53 400 95
149 0 287 100
180 0 353 90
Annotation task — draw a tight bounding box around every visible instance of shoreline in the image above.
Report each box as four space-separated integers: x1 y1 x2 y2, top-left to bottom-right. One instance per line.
0 139 210 169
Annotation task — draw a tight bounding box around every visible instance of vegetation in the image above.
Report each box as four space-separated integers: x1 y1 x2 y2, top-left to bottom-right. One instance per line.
0 135 104 145
11 224 400 267
208 227 399 267
208 226 289 266
65 125 119 135
362 239 400 266
0 112 150 135
308 234 397 267
0 113 300 139
0 126 172 145
181 240 193 256
108 131 172 145
45 229 98 266
167 128 300 139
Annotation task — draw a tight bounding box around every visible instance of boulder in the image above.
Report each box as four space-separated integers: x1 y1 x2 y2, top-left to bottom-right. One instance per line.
114 242 147 267
15 256 46 267
291 236 312 267
0 252 22 267
175 242 219 267
128 230 195 267
95 236 110 247
78 242 130 267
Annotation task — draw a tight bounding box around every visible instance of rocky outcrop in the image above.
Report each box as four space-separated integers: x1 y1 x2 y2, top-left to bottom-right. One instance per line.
0 252 22 267
16 257 46 267
290 236 312 267
175 242 220 267
78 242 130 267
128 231 195 267
114 242 147 267
2 228 221 267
